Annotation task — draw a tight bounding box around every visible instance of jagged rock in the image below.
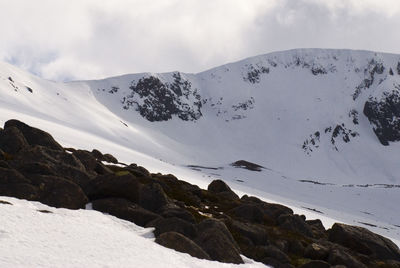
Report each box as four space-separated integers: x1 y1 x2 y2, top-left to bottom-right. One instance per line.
327 248 367 268
299 260 330 268
228 219 269 246
155 232 211 260
4 119 63 151
207 179 239 200
277 214 314 238
147 217 197 239
0 126 29 154
0 167 39 200
194 218 243 264
328 223 400 261
85 173 140 203
92 198 160 227
139 183 170 212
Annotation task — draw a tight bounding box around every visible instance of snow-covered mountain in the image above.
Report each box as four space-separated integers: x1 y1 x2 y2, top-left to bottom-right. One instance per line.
1 48 400 243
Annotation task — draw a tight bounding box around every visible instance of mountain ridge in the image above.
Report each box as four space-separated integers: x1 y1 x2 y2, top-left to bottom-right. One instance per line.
1 48 400 243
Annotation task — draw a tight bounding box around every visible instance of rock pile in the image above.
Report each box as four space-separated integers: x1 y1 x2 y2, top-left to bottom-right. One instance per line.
1 119 400 267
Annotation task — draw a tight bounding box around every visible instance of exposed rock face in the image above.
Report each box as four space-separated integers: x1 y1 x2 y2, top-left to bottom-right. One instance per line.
364 90 400 145
122 73 202 121
1 119 400 267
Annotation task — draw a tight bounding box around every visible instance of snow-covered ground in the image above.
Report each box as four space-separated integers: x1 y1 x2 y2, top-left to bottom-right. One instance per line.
0 196 266 267
1 48 400 249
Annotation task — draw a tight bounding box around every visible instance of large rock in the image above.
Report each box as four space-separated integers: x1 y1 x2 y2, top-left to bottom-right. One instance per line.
0 126 29 154
240 195 293 223
73 150 111 175
12 145 86 171
194 218 243 264
160 205 196 223
139 183 169 212
228 219 269 246
4 119 63 151
85 173 141 203
147 217 197 239
328 223 400 261
0 167 39 200
228 203 265 223
207 179 239 200
277 214 314 238
92 198 160 227
155 232 210 260
30 174 88 209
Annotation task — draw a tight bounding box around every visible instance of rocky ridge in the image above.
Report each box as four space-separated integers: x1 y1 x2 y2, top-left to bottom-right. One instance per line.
1 119 400 268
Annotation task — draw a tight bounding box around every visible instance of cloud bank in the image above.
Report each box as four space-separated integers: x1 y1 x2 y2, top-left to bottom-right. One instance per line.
0 0 399 81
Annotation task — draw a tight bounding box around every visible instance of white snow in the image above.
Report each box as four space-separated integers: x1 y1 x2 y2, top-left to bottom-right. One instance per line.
0 196 267 268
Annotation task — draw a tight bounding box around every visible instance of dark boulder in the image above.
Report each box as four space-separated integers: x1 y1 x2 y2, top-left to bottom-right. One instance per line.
207 179 239 200
306 219 326 238
228 203 265 223
155 232 210 260
4 119 63 151
85 173 140 203
147 217 197 239
194 218 243 264
277 214 314 238
0 167 39 200
240 195 293 223
139 183 169 212
160 205 196 223
0 126 29 154
257 245 291 265
92 198 160 227
102 153 118 164
328 223 400 261
13 145 86 171
228 219 269 246
30 174 88 209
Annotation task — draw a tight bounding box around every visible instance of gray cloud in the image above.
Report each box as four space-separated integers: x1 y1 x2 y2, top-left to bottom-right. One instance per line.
0 0 399 81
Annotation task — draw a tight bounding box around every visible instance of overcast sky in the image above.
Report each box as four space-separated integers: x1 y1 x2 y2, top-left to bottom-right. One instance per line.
1 0 400 81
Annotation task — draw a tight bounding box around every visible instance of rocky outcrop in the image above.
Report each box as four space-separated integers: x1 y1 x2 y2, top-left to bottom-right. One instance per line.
1 119 400 267
364 90 400 145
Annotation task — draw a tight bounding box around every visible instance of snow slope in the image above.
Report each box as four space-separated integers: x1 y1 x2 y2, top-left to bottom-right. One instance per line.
1 48 400 244
0 196 265 267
